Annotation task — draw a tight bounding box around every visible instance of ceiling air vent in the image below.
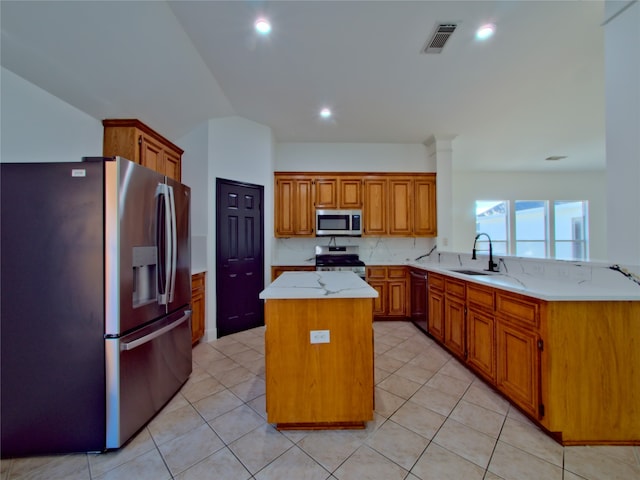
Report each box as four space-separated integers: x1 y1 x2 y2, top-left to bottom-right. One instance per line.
421 23 457 54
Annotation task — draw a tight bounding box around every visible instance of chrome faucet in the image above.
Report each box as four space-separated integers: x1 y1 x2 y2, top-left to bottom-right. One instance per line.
472 233 499 272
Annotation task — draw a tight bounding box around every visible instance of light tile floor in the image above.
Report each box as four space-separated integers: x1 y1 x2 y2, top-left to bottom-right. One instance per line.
2 321 639 480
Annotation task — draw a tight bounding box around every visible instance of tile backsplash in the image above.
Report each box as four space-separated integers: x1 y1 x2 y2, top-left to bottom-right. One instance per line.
273 237 437 265
272 237 640 291
430 251 640 291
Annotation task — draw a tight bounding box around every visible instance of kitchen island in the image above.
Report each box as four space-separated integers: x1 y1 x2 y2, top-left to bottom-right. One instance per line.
259 271 378 430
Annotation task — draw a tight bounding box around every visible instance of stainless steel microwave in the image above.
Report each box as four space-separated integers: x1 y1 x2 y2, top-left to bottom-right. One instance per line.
316 209 362 236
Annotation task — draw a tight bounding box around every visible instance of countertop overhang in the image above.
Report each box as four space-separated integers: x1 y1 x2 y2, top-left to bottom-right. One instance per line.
259 271 378 300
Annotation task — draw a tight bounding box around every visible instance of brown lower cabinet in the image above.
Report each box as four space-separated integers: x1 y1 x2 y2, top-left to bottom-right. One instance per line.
427 273 445 342
443 277 466 358
427 271 640 445
191 272 206 345
466 283 496 383
366 266 409 319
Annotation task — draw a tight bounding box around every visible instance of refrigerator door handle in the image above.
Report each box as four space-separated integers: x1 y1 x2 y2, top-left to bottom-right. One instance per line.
156 183 172 305
167 185 177 303
120 311 191 351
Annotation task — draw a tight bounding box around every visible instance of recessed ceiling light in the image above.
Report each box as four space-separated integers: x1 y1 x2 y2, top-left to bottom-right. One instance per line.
319 108 332 119
476 23 495 40
545 155 568 161
254 18 272 35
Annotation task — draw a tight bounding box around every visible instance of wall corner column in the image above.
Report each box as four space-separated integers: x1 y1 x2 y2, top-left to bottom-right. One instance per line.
425 134 457 252
604 0 640 265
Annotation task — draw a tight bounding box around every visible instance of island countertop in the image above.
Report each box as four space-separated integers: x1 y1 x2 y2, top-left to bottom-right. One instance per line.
259 271 378 300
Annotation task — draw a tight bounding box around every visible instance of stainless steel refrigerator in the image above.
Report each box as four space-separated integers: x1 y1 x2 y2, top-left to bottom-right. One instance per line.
1 156 192 457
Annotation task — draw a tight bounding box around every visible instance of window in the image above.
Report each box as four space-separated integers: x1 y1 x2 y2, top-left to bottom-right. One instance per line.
475 201 508 255
515 201 547 258
475 200 589 260
554 201 589 261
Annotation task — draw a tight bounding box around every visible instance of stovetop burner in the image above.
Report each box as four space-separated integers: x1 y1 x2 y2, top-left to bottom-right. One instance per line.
315 254 365 267
314 245 366 279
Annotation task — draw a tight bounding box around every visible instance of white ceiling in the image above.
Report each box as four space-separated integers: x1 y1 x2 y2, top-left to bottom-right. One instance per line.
0 1 605 172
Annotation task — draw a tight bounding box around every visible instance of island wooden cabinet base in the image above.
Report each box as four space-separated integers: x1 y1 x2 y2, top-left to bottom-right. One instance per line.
264 297 374 428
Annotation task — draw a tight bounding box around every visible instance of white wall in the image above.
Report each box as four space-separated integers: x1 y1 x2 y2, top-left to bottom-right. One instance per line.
453 171 607 261
276 143 435 172
203 116 275 340
1 67 103 162
178 122 209 274
604 0 640 265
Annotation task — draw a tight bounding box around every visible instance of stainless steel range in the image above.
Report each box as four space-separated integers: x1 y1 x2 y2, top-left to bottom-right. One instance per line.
315 245 366 279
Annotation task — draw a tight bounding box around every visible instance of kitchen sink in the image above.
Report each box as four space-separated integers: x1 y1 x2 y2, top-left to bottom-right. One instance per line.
449 269 491 276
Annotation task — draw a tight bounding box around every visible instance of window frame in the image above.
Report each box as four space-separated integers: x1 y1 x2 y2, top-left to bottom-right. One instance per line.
475 199 589 260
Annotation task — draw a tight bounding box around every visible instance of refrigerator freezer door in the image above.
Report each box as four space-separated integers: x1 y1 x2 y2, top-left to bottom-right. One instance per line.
104 157 168 335
105 308 192 448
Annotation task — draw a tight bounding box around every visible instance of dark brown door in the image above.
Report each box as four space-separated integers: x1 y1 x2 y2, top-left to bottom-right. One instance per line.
216 178 264 337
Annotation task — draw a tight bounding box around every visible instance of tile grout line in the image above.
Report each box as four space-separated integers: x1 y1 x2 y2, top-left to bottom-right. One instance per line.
480 404 510 480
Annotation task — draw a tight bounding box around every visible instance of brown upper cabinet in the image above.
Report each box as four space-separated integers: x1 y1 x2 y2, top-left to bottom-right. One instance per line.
274 175 315 237
363 177 387 236
363 174 436 236
413 177 437 236
274 172 436 238
314 176 363 209
103 119 183 182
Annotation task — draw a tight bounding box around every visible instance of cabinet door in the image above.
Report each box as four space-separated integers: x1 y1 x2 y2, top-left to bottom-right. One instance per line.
275 178 295 236
496 320 540 418
414 177 437 236
388 280 407 317
388 178 412 236
427 288 444 342
295 179 315 235
191 273 206 345
139 133 165 173
275 177 314 237
467 308 495 382
369 281 387 316
444 296 465 359
339 177 363 208
314 178 338 209
363 178 387 235
387 266 408 317
163 148 182 181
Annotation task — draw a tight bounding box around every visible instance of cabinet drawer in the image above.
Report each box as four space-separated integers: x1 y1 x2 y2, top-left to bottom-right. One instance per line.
387 266 406 279
191 272 205 290
428 273 444 290
496 291 539 328
445 278 466 299
467 283 495 311
366 266 387 280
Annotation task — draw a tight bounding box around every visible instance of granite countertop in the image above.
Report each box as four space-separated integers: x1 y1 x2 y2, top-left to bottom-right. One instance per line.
408 262 640 302
259 271 378 300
